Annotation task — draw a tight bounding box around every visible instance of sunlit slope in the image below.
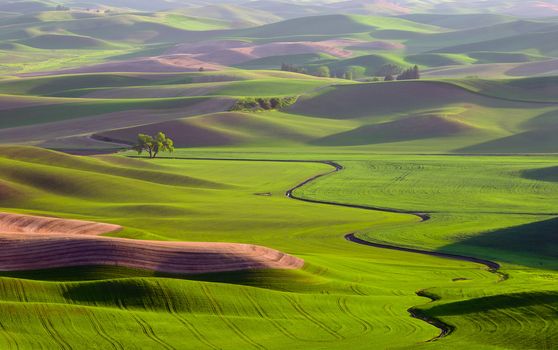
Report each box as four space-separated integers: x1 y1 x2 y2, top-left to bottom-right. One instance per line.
0 146 503 349
232 14 441 40
3 73 558 154
293 153 558 349
288 79 558 153
0 71 337 147
0 10 237 74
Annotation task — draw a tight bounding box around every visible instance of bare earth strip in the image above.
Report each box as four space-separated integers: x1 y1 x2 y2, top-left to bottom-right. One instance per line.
0 212 304 273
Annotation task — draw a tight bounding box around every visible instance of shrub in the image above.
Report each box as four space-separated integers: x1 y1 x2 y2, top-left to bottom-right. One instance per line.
230 96 298 112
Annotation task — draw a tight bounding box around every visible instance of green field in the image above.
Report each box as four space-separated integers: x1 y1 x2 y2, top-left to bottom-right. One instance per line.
0 147 556 349
1 4 558 349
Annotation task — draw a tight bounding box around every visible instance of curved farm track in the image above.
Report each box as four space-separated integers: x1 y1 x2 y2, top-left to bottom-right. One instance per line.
155 156 504 342
2 154 504 344
283 159 503 342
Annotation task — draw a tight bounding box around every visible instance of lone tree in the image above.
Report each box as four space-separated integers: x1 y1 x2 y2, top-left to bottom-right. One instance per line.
133 132 174 158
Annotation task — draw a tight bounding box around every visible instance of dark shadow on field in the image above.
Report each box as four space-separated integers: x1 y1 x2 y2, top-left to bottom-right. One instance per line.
290 81 542 119
438 217 558 269
523 109 558 129
426 291 558 316
522 166 558 183
63 279 154 308
1 266 310 290
455 127 558 153
310 114 472 146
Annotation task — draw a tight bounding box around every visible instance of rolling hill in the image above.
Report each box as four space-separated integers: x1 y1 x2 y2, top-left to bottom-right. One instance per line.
1 3 558 349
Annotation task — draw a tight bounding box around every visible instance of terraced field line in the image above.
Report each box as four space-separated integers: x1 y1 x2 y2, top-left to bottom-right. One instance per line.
131 313 175 350
200 285 266 350
86 312 125 350
156 281 220 350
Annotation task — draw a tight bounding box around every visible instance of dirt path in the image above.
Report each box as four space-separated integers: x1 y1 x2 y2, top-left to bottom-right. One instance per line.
152 156 503 342
282 159 504 341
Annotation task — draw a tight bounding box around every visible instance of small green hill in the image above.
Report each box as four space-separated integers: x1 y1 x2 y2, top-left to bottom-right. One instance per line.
173 4 282 27
435 29 558 56
407 19 558 52
236 53 336 70
20 33 119 50
0 0 54 14
468 51 547 64
400 13 514 29
234 14 439 39
311 115 477 146
289 80 509 118
457 127 558 153
451 76 558 103
406 53 474 67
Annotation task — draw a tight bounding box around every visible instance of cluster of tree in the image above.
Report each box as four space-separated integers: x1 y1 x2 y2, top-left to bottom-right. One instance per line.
281 63 309 75
133 132 174 158
55 5 69 10
383 65 420 81
230 96 298 111
375 64 402 77
281 62 419 81
396 65 420 80
281 63 356 80
85 7 111 13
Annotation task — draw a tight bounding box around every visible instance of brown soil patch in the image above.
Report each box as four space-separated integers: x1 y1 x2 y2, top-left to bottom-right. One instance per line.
235 41 353 59
196 49 257 65
166 40 251 55
346 41 405 50
167 39 354 66
0 212 304 273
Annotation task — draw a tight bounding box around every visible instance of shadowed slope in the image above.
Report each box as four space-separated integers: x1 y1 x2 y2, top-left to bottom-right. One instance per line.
311 115 476 146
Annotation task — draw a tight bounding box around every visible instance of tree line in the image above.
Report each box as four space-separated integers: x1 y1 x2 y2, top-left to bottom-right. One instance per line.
230 96 298 111
281 63 420 81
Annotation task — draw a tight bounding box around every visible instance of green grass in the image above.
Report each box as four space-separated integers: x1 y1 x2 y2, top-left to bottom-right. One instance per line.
0 95 213 129
235 53 337 70
1 11 558 347
3 74 558 154
0 147 556 349
0 146 473 349
233 14 440 40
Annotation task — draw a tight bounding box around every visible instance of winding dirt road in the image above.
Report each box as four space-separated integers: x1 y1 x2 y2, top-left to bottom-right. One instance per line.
152 156 503 341
2 155 503 342
282 159 503 341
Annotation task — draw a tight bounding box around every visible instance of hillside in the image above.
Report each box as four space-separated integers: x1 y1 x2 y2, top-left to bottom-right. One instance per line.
1 3 558 350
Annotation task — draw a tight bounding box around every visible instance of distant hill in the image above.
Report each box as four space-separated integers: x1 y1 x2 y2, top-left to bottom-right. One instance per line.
173 4 282 28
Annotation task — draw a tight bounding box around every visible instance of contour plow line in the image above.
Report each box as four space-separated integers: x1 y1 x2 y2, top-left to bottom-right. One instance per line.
0 212 304 274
